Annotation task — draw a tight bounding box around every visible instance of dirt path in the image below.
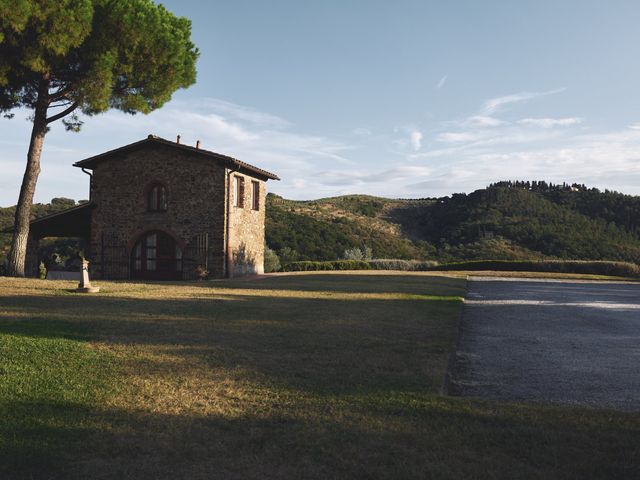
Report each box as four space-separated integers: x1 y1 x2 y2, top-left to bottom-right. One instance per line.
449 277 640 411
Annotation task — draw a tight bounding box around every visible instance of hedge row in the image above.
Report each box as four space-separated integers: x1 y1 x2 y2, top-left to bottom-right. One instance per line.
283 260 372 271
281 259 640 277
282 259 442 272
428 260 640 278
367 259 439 271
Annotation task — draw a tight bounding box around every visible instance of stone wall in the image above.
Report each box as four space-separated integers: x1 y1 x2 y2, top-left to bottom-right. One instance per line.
226 172 267 276
89 144 227 279
88 142 271 280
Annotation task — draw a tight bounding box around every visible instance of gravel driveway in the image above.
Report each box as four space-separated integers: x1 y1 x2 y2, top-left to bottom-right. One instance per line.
448 277 640 411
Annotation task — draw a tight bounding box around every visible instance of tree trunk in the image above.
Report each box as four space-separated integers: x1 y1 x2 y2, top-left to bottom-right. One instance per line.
6 78 50 277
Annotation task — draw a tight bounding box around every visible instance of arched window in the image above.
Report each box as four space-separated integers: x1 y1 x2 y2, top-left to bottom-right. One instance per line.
147 183 167 211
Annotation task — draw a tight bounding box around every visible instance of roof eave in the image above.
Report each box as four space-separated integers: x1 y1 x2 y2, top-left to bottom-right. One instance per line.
73 136 280 180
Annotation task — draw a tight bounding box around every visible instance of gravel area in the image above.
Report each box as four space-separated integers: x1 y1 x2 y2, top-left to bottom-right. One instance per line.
448 277 640 411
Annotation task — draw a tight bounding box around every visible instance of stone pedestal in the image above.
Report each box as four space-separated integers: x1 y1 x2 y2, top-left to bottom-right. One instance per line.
76 258 100 293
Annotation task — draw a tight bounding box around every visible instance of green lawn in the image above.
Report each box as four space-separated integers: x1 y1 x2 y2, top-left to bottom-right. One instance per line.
0 273 638 479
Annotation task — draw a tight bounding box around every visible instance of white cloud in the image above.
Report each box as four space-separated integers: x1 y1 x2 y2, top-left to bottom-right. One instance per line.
463 115 506 127
194 98 291 129
353 127 372 136
437 132 484 143
429 90 579 167
391 126 425 152
482 88 566 115
391 86 640 197
433 128 563 149
410 131 423 151
291 178 307 189
180 112 259 142
434 89 569 150
406 126 640 197
5 89 640 204
517 117 583 128
0 99 356 204
436 75 448 89
316 165 432 187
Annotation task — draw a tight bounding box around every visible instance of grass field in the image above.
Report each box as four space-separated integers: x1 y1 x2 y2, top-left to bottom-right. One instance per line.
1 272 638 479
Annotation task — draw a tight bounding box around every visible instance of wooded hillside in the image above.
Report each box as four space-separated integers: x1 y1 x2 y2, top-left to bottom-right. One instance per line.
266 182 640 263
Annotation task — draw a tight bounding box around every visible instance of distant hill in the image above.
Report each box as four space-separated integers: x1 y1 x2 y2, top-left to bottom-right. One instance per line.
266 181 640 263
265 194 433 263
2 182 640 266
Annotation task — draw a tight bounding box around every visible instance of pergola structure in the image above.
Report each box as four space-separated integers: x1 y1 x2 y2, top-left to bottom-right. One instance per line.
3 203 93 276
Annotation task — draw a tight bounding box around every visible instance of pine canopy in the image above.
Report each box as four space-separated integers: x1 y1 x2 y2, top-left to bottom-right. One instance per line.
0 0 199 122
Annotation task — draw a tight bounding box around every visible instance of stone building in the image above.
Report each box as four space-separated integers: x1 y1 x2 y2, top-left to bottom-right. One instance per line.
24 135 279 280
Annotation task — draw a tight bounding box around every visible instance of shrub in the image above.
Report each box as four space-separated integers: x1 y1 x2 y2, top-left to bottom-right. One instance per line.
278 246 299 266
333 260 372 271
282 260 372 272
344 248 364 261
367 259 439 271
344 246 373 261
194 265 209 280
428 260 640 277
282 259 445 272
264 247 281 273
38 262 47 279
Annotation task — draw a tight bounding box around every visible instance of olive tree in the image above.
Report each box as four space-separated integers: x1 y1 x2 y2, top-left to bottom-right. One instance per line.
0 0 199 276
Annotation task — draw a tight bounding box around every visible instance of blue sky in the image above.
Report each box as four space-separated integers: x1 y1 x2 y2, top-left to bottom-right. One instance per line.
3 0 640 205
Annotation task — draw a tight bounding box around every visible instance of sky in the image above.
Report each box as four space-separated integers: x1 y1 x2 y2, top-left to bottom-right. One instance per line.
3 0 640 206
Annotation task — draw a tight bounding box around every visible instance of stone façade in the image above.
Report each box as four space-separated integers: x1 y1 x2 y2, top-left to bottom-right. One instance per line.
26 135 278 280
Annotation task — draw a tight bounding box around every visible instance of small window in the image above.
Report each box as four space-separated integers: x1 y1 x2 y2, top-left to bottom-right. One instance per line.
147 184 167 211
251 181 260 210
234 176 245 208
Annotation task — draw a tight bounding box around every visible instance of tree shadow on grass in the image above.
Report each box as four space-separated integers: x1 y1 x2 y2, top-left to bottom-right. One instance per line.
0 292 460 396
1 396 638 480
0 318 88 340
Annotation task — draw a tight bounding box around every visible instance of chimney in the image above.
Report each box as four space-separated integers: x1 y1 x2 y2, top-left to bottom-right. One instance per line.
176 135 181 144
196 140 201 149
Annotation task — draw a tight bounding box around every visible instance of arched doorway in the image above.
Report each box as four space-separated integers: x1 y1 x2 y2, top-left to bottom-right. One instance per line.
131 231 182 280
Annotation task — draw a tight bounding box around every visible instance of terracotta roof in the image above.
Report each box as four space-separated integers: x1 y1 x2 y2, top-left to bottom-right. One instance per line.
73 135 280 181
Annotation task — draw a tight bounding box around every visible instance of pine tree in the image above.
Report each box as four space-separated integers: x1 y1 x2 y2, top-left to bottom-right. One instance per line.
0 0 199 275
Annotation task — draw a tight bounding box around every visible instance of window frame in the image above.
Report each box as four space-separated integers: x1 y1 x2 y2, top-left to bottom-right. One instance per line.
147 183 168 212
251 180 260 211
234 175 245 208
